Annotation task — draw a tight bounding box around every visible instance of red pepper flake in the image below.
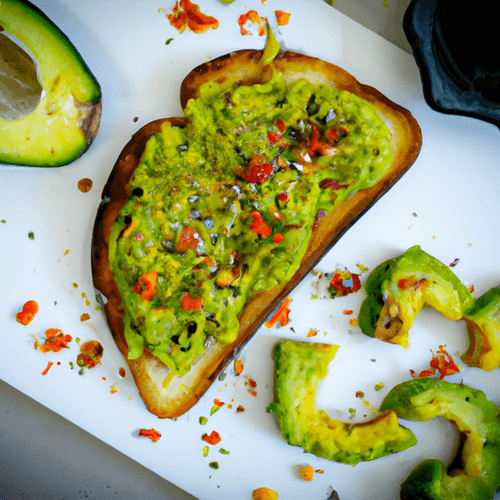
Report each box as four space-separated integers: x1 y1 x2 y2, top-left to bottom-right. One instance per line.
41 361 54 376
267 131 282 144
398 278 409 289
308 124 339 157
248 389 258 397
213 398 224 407
306 328 318 337
277 191 289 204
180 292 204 311
16 300 39 325
249 211 272 238
76 340 103 369
264 297 292 328
168 0 219 34
234 359 244 376
238 10 267 36
119 367 126 378
246 376 257 389
175 226 200 253
410 345 460 379
275 10 290 26
241 155 273 184
202 430 221 445
133 270 158 301
329 268 361 298
469 284 475 294
275 119 286 133
449 258 460 267
272 233 284 244
34 328 72 353
139 428 161 442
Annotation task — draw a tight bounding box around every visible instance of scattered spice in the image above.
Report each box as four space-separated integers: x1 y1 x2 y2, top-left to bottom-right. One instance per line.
119 367 126 378
238 10 267 36
275 10 290 26
410 345 460 379
264 297 292 328
343 309 354 315
202 430 221 445
349 318 359 327
139 428 161 442
168 0 219 34
77 178 93 193
355 391 365 399
234 359 244 376
76 340 103 369
449 258 460 267
15 300 39 325
252 487 279 500
236 405 245 413
110 383 118 394
33 328 72 353
80 313 90 322
329 267 361 298
298 465 314 481
306 328 318 338
133 271 158 301
41 361 54 376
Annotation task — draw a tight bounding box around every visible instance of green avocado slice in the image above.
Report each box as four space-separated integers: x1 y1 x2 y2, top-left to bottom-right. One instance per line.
267 340 417 465
0 0 101 166
358 245 475 348
462 287 500 372
380 377 500 500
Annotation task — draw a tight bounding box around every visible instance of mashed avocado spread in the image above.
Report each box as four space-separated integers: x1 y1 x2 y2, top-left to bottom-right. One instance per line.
108 70 392 377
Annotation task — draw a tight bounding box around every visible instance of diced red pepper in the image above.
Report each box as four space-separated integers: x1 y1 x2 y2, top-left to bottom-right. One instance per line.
277 192 289 204
168 0 219 34
272 233 284 244
275 120 286 133
275 10 291 26
202 430 221 445
133 270 158 301
175 226 200 253
308 124 339 157
241 155 273 184
249 211 272 238
180 292 204 311
16 300 39 325
398 278 409 290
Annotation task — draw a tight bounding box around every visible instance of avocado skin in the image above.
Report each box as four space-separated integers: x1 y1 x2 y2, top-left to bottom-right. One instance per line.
381 378 500 500
267 340 417 466
462 287 500 371
0 0 101 167
359 245 475 348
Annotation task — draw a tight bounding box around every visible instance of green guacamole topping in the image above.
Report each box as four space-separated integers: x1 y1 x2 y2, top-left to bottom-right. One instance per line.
108 70 393 378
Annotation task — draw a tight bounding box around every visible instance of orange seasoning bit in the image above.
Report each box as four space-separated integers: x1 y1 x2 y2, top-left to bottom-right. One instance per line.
298 465 314 481
431 345 460 379
180 292 203 311
133 270 158 301
168 0 219 34
202 430 221 445
275 10 290 26
34 328 72 353
139 428 161 442
238 10 267 36
249 211 272 238
234 359 244 376
306 328 318 338
76 340 103 369
16 300 39 326
264 297 292 328
41 361 54 376
175 226 201 253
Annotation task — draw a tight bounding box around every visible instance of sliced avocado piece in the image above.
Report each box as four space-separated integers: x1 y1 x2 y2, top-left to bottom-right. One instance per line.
380 377 500 499
358 245 475 348
462 287 500 372
267 340 417 466
0 0 101 167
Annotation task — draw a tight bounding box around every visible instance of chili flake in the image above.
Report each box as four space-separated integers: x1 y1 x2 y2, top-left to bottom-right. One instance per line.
168 0 219 34
139 428 161 442
275 10 290 26
298 465 314 481
16 300 39 325
306 328 318 337
328 267 361 298
41 361 54 376
202 430 221 445
238 10 267 36
410 345 460 379
34 328 72 353
264 297 292 328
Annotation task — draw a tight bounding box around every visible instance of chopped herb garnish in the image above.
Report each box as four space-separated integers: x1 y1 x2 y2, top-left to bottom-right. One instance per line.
165 38 173 45
209 461 219 469
199 416 208 425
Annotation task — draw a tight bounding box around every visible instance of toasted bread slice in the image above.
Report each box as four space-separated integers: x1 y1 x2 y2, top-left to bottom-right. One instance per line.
92 50 422 418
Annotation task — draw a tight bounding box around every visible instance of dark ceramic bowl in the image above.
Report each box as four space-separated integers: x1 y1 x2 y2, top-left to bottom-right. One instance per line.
403 0 500 128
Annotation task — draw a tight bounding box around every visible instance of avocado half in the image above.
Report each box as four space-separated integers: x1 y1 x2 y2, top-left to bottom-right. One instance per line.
0 0 101 167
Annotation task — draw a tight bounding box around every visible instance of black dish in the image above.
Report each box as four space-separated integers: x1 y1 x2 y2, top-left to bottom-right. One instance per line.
403 0 500 128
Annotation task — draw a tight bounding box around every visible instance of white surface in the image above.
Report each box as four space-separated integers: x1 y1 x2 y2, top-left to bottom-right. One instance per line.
1 1 500 499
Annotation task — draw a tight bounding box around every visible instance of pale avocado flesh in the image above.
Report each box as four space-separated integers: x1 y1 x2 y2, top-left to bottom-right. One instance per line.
0 0 101 167
267 340 417 465
380 378 500 500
